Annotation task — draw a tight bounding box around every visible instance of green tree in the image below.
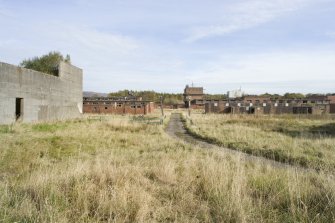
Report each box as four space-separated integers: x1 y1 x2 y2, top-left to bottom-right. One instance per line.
283 93 305 99
108 90 184 104
259 93 282 98
20 51 71 76
204 94 226 100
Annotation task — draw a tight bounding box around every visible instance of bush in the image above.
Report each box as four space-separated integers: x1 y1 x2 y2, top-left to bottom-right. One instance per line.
20 51 71 76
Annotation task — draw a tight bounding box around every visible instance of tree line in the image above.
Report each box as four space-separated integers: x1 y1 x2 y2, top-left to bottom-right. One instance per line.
108 90 334 104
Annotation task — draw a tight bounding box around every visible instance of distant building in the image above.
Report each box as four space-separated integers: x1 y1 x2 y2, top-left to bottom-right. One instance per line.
160 103 185 109
83 97 155 115
0 61 83 124
327 95 335 113
183 85 204 101
205 95 333 115
227 88 244 99
183 84 205 108
327 95 335 104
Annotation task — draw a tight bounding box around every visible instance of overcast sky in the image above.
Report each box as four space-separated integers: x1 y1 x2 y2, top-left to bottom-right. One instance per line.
1 0 335 94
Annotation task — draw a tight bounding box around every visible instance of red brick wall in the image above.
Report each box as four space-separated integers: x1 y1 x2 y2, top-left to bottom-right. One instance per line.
330 104 335 114
242 96 270 104
190 104 204 109
83 102 154 115
328 96 335 104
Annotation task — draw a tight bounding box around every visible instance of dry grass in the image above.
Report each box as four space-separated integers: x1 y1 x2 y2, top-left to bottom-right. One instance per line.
184 113 335 172
0 115 334 222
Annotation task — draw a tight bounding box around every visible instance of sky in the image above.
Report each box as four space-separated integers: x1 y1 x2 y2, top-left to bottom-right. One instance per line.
0 0 335 94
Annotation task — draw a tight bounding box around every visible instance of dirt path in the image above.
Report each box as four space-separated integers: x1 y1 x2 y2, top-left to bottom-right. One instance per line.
165 113 312 171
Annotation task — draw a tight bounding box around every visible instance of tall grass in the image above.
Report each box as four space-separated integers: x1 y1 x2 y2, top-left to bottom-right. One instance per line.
0 115 334 222
184 114 335 172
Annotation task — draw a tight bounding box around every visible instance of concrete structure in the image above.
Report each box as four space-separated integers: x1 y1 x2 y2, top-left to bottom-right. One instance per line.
205 96 332 115
0 61 83 124
83 97 155 115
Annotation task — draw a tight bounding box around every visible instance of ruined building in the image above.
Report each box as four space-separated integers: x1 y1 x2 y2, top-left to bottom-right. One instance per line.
83 97 155 115
0 61 83 124
182 84 335 115
183 85 205 108
329 95 335 113
205 95 335 115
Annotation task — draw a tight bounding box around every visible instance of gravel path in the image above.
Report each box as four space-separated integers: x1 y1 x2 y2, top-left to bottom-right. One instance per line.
165 113 313 172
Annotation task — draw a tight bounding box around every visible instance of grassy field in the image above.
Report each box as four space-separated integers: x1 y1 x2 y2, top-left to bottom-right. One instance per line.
184 113 335 172
0 115 335 222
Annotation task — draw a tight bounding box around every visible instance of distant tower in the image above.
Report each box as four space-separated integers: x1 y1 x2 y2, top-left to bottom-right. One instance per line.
183 84 204 108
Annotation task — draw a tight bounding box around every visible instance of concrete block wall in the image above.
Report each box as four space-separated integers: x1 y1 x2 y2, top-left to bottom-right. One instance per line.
0 61 83 124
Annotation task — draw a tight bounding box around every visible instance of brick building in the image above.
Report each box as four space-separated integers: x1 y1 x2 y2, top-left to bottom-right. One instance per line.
327 95 335 113
183 85 205 108
327 95 335 103
83 97 155 115
160 103 185 109
205 96 333 115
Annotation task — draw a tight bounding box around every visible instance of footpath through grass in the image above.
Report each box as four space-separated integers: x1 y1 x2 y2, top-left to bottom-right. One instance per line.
185 114 335 172
0 115 334 222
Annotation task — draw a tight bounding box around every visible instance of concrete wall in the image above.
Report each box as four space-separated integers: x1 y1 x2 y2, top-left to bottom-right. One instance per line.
0 61 83 124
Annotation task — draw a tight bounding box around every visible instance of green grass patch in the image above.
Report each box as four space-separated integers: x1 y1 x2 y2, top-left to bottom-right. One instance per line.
31 122 68 133
185 114 335 172
0 125 14 134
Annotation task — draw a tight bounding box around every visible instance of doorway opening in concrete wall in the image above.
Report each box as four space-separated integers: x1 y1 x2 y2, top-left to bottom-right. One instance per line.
15 98 23 121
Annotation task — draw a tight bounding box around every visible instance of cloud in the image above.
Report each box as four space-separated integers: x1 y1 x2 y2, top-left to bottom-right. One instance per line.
207 80 335 94
183 48 335 94
326 31 335 38
0 0 16 18
1 0 334 94
40 23 139 53
188 49 335 85
185 0 316 42
0 21 140 64
0 20 142 85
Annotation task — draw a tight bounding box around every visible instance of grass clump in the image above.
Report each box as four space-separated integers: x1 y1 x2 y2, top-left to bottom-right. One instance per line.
0 125 14 134
31 122 68 132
